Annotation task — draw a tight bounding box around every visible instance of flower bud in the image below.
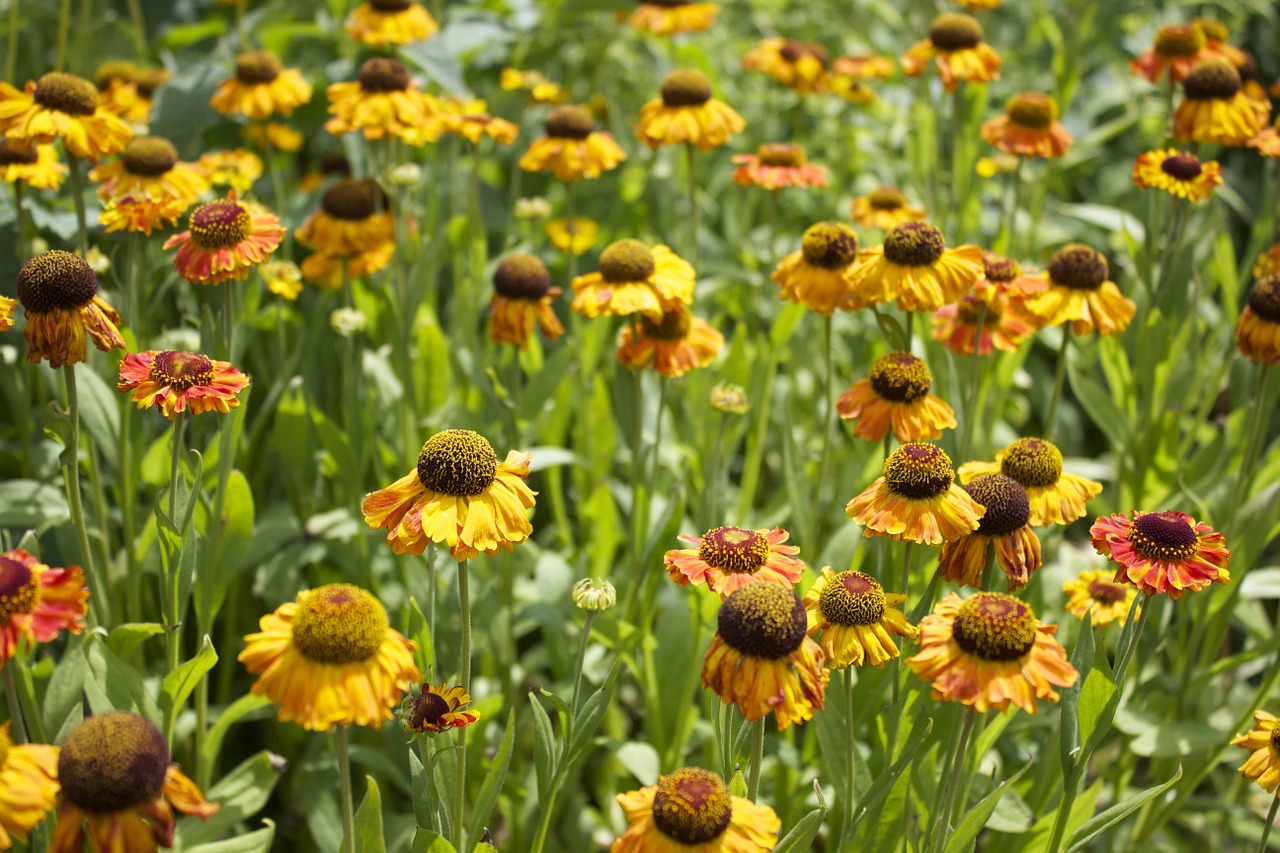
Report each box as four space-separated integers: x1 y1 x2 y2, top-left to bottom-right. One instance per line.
572 577 616 612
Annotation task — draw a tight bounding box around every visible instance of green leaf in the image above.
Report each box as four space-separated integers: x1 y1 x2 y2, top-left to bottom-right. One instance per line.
201 693 273 774
773 803 828 853
1064 766 1183 851
466 708 516 846
161 635 218 745
42 642 87 739
409 744 434 831
180 752 284 846
83 633 161 724
615 741 660 786
852 714 934 830
0 480 70 531
942 758 1033 853
411 830 458 853
1126 723 1221 758
183 821 275 853
72 366 120 468
529 691 556 799
1076 667 1117 762
355 776 387 853
565 659 621 766
1060 612 1096 768
106 622 165 661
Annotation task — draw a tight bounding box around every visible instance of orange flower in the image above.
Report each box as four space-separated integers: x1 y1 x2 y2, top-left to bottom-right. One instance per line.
846 442 984 546
846 221 984 313
1020 243 1134 336
117 350 250 419
980 92 1071 159
100 194 188 236
850 186 926 231
1237 274 1280 364
1090 510 1229 600
742 38 831 94
616 306 723 377
489 254 563 349
732 143 828 190
626 2 719 36
0 548 88 664
969 251 1046 301
164 195 286 285
901 14 1001 92
664 526 804 598
836 351 957 443
772 221 860 315
1130 24 1208 84
832 54 895 81
0 72 131 161
519 105 626 181
209 51 312 120
345 0 439 47
937 474 1042 591
931 292 1036 355
400 682 480 734
16 251 124 368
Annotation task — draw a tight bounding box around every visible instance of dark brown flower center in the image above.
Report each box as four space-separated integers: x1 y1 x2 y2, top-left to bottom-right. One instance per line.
136 68 170 98
717 583 807 660
16 250 98 313
1248 274 1280 323
189 200 252 249
0 140 39 167
956 294 1003 326
1048 244 1108 290
599 239 656 283
999 437 1063 488
869 187 906 210
660 69 712 107
416 429 499 496
121 136 179 177
59 712 170 813
1160 154 1203 181
929 13 984 50
982 251 1021 283
1153 23 1205 58
371 0 414 10
651 769 733 845
291 583 388 664
951 593 1037 661
1269 724 1280 753
493 254 552 299
1182 59 1241 100
358 57 411 92
818 571 887 626
883 221 945 267
148 350 216 392
697 526 770 574
235 51 282 84
0 556 40 623
407 690 451 729
1087 577 1128 603
1128 512 1199 562
779 40 829 66
94 61 138 89
544 105 596 140
965 473 1030 536
868 351 932 403
641 306 694 341
1006 92 1057 130
321 180 384 220
758 143 805 167
801 221 858 269
884 443 954 499
33 72 98 116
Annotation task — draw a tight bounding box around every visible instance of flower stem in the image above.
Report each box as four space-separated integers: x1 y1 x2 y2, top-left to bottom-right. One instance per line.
564 181 577 282
67 153 88 257
166 412 186 674
125 0 147 60
841 668 857 837
808 314 835 550
62 365 107 626
454 559 471 852
1005 157 1025 255
1227 363 1272 539
931 711 977 853
4 0 16 85
960 302 988 463
570 611 596 715
1258 795 1280 853
747 717 765 801
3 663 27 744
1045 327 1071 439
54 0 70 71
336 725 356 853
686 142 699 266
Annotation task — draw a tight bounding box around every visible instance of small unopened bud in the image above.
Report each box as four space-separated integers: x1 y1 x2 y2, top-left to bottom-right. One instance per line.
514 196 551 220
388 163 421 187
710 382 749 415
572 577 616 611
330 307 367 337
84 246 111 275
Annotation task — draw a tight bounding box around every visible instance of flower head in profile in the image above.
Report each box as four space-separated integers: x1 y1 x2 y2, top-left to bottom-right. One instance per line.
242 122 304 153
710 382 749 415
0 295 14 333
626 1 719 36
803 567 916 669
980 92 1071 159
613 767 780 852
546 217 599 255
1090 510 1229 600
908 592 1077 713
1062 569 1136 626
100 194 188 236
901 14 1002 92
519 105 626 181
0 721 59 847
617 306 723 377
88 135 208 205
1250 120 1280 159
500 68 566 105
836 351 957 443
958 437 1102 527
846 442 985 546
400 682 480 734
572 239 695 321
209 51 313 120
636 69 744 151
0 71 132 160
1130 23 1208 84
17 250 124 368
931 292 1036 356
490 254 563 349
832 54 895 82
1132 149 1222 200
296 179 395 257
970 252 1046 301
938 474 1042 591
302 244 395 289
324 57 442 145
1237 274 1280 364
772 221 860 315
742 38 831 94
847 221 984 313
1020 243 1135 336
164 195 286 285
850 186 926 231
664 526 803 598
96 63 167 124
362 429 536 560
117 350 249 419
238 584 419 730
48 712 218 852
260 260 303 300
0 548 89 664
345 0 439 47
732 143 828 191
701 583 828 729
1231 711 1280 792
0 139 66 189
1256 244 1280 280
1173 58 1269 146
438 97 519 146
196 148 264 194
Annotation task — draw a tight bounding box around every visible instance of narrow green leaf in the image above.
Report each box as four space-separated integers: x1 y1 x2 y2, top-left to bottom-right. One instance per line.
852 715 934 829
773 804 828 853
566 659 621 766
354 776 387 853
162 635 218 744
411 830 458 853
1064 766 1183 851
201 693 273 773
942 758 1033 853
466 709 516 845
1060 613 1095 769
529 691 556 798
183 821 275 853
180 752 284 846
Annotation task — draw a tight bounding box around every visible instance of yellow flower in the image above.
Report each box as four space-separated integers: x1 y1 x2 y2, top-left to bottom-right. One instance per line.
0 140 66 189
209 51 313 120
617 306 723 377
1173 58 1269 146
100 194 188 236
1238 274 1280 364
242 121 304 153
345 0 439 47
196 148 264 193
438 96 519 145
958 437 1102 527
519 105 626 181
296 179 395 257
572 239 695 321
0 72 132 161
901 14 1002 92
635 69 744 151
499 68 566 104
847 221 984 313
1062 569 1136 626
732 143 828 191
837 351 956 443
771 221 860 315
803 567 916 669
88 135 208 205
847 442 985 546
489 254 563 349
361 429 537 561
1020 243 1135 336
400 682 481 734
980 92 1072 159
546 216 599 255
16 250 124 368
851 186 926 230
937 474 1042 591
324 57 442 145
1130 23 1208 85
742 38 831 94
626 2 719 36
0 722 59 848
1132 148 1223 200
613 768 780 852
1232 711 1280 792
260 260 303 300
301 244 395 289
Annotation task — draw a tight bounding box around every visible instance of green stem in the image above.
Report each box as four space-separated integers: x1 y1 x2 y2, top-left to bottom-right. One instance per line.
416 735 440 834
1155 200 1188 300
1227 364 1272 539
570 611 596 715
1258 795 1280 853
686 143 699 266
166 413 186 674
1005 158 1025 256
454 559 471 852
747 717 765 801
125 0 147 60
3 663 27 743
234 0 247 48
841 668 857 837
931 711 978 853
4 0 16 86
67 154 87 257
960 302 988 463
12 182 25 263
336 726 356 853
564 180 577 282
948 85 964 236
54 0 70 71
62 365 107 626
808 315 835 550
1045 328 1071 439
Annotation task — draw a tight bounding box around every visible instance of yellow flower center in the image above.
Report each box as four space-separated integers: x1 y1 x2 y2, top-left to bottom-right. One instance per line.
779 40 829 67
16 250 98 313
148 350 216 392
801 221 859 269
1087 577 1128 603
660 69 713 107
416 429 499 496
544 105 596 140
952 593 1037 661
1153 23 1206 58
717 582 807 660
235 51 282 84
121 136 179 177
0 140 38 166
291 584 388 664
1182 58 1241 100
358 57 411 92
59 711 170 813
1248 274 1280 323
868 351 932 403
493 254 552 299
1047 243 1108 290
1193 18 1228 43
868 186 906 210
1160 153 1203 181
95 60 139 89
1128 512 1199 562
1006 92 1058 130
189 200 253 249
32 71 98 116
999 437 1063 488
884 443 955 499
640 306 694 341
758 143 806 167
651 769 733 845
981 251 1021 283
371 0 414 10
406 689 452 729
697 526 770 574
965 473 1030 536
929 13 984 51
136 68 170 98
818 570 887 626
321 179 383 220
0 555 40 623
883 221 945 267
598 239 656 283
956 294 1004 326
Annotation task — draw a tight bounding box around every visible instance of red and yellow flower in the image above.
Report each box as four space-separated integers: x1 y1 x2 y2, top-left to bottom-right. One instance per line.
732 143 827 190
400 682 480 734
100 194 188 236
846 442 985 546
969 252 1046 302
772 221 860 315
0 72 131 160
613 768 779 853
345 0 439 47
1090 510 1229 600
16 251 124 368
938 474 1042 591
664 526 803 598
164 195 286 285
901 14 1002 92
117 350 250 419
980 92 1071 159
847 221 984 313
0 548 88 664
931 292 1037 355
489 254 563 349
635 69 744 151
1021 243 1135 336
572 239 695 321
832 54 895 81
958 437 1102 527
1130 24 1208 85
209 51 313 120
802 567 916 669
850 186 926 231
1062 569 1136 626
836 351 957 443
519 105 626 181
